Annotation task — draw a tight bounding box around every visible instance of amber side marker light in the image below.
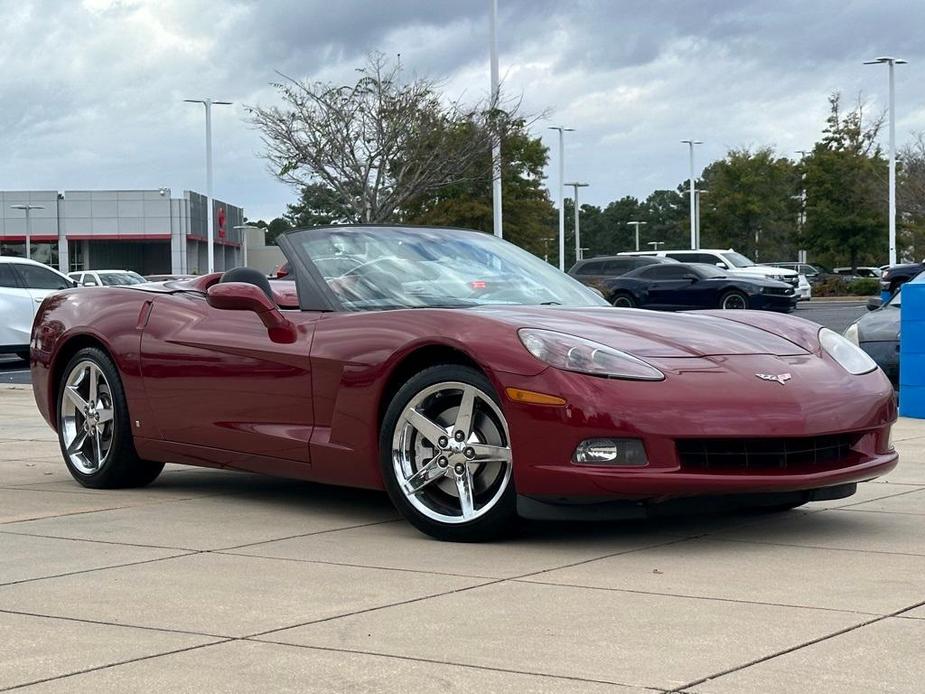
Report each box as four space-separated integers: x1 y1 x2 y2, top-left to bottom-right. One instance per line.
505 387 567 406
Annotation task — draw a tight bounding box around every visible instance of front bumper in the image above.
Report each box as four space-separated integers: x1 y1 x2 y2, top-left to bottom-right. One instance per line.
750 293 799 311
498 354 898 501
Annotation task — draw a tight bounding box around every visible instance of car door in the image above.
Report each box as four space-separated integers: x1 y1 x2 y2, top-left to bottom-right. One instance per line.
0 263 34 350
11 263 73 322
139 290 320 464
642 265 699 309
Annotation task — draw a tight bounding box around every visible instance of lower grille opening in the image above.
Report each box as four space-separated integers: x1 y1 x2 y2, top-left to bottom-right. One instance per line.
676 434 862 473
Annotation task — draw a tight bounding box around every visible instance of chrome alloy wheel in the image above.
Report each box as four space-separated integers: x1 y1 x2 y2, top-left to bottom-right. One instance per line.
722 293 747 310
60 360 115 474
392 381 512 525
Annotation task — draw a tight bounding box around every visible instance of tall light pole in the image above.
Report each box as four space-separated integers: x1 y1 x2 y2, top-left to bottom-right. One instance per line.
185 97 232 273
648 241 665 251
681 139 702 250
565 182 588 262
795 150 809 263
10 204 44 260
489 0 502 238
694 189 708 248
864 57 907 266
627 221 647 251
549 126 574 270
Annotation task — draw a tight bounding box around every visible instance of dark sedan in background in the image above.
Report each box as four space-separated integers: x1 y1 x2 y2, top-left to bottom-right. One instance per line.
880 262 923 296
568 254 675 283
845 291 901 386
576 262 798 311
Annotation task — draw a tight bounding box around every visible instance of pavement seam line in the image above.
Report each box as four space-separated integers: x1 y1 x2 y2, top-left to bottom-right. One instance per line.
0 550 201 587
249 639 669 692
669 599 925 693
0 639 233 693
244 535 699 640
0 607 231 640
0 528 201 551
706 536 925 558
513 578 885 617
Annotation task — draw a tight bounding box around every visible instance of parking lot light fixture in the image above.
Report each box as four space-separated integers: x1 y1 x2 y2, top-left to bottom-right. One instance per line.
185 98 233 274
565 182 589 264
549 126 575 270
864 57 906 266
9 204 45 260
627 221 647 251
681 139 703 250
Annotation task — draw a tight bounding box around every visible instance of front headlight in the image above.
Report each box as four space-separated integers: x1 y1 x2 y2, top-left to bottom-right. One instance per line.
518 328 665 381
843 322 860 346
820 327 876 374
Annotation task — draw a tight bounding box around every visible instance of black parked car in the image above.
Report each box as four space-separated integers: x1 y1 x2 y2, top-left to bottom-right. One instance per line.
880 262 923 296
599 262 798 311
845 291 901 386
568 255 674 284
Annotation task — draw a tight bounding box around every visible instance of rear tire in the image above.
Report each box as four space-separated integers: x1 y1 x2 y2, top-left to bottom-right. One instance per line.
57 347 164 489
719 290 748 310
612 293 637 308
379 364 516 542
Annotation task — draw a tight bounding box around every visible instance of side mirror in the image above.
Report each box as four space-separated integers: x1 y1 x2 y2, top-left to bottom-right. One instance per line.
206 282 297 343
715 262 728 270
682 273 698 281
866 296 883 311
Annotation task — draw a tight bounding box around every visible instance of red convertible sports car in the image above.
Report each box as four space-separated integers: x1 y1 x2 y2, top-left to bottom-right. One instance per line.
31 226 898 541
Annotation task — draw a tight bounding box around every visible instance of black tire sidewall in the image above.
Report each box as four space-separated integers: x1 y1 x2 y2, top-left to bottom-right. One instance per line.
720 291 748 309
57 347 161 488
612 294 636 308
379 364 516 542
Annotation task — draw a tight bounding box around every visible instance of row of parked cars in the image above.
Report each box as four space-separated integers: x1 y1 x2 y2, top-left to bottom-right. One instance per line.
0 257 154 362
569 248 806 311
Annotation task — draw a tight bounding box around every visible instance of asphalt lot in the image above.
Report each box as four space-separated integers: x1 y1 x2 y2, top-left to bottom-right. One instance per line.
0 385 923 692
0 300 868 388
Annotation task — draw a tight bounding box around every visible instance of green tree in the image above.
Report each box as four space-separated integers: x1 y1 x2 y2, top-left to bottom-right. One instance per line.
803 93 888 269
401 117 557 259
698 147 799 262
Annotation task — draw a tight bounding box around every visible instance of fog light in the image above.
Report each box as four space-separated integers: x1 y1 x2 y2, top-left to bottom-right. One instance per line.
573 438 648 466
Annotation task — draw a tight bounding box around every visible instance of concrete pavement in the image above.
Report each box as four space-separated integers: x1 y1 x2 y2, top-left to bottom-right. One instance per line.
0 384 923 693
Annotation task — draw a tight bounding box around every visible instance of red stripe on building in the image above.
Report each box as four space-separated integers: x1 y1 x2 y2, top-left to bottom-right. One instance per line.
0 235 59 242
64 234 173 240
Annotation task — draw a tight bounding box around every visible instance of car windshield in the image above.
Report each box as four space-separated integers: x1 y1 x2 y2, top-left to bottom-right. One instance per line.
889 289 901 307
288 227 608 310
721 251 756 268
99 272 146 286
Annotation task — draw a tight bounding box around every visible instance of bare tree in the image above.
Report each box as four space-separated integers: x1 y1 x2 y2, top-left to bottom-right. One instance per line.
248 54 513 224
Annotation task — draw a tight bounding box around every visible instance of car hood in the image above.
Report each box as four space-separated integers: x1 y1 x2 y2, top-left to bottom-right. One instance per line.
857 307 900 341
473 306 809 358
736 266 798 278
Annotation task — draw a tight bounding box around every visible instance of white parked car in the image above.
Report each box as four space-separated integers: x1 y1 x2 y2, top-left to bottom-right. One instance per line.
67 269 147 287
619 249 800 289
0 257 75 361
834 266 881 279
796 274 812 301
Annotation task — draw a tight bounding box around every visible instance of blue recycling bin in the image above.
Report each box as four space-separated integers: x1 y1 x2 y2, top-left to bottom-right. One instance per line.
899 273 925 418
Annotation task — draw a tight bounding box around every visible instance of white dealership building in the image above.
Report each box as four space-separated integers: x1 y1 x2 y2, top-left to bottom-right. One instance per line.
0 189 245 275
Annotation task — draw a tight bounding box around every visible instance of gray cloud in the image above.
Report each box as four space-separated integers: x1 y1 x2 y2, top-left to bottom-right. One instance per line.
1 0 922 220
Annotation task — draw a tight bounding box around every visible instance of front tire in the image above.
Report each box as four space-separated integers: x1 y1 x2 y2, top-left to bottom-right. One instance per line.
720 290 748 310
379 365 516 542
57 347 164 489
612 293 637 308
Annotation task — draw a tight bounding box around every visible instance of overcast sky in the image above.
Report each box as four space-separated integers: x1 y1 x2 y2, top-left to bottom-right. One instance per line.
3 0 924 220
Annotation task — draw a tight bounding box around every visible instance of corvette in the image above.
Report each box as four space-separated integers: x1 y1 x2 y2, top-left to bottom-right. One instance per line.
30 226 898 541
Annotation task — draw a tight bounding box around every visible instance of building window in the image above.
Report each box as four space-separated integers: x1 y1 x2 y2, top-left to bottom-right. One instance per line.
68 241 85 272
0 241 59 267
